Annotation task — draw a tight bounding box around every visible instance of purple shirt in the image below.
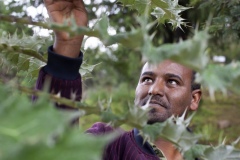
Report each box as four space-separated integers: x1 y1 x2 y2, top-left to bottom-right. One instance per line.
86 122 159 160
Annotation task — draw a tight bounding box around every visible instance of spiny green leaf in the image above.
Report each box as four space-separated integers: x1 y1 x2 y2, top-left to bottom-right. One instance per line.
0 84 115 160
184 144 209 159
0 86 71 158
140 115 201 152
0 33 47 62
93 15 109 40
143 30 210 71
7 53 19 64
106 28 143 48
18 59 30 71
123 104 148 128
3 128 116 160
118 0 189 27
203 144 240 160
198 62 240 99
0 32 47 81
101 109 121 124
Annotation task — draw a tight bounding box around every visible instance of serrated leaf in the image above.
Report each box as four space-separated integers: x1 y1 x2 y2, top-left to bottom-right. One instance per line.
80 62 100 76
203 145 240 160
3 128 116 160
184 144 209 160
0 84 116 160
106 28 143 48
0 87 70 158
101 110 121 124
198 62 240 99
93 15 109 41
140 115 201 152
118 0 189 27
0 32 47 81
118 0 135 6
143 30 210 71
8 53 19 64
18 59 30 71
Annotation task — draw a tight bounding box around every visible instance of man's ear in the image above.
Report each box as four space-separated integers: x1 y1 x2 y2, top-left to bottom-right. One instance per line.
189 89 202 111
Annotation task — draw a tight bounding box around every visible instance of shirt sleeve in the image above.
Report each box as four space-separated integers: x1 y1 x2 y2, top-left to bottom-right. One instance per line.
85 122 115 135
34 46 83 110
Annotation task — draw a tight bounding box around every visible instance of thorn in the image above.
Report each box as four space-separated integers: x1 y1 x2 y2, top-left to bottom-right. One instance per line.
185 112 195 127
70 90 77 100
55 92 61 98
142 95 152 110
209 88 216 101
232 137 240 146
222 137 227 145
179 108 187 122
143 135 149 144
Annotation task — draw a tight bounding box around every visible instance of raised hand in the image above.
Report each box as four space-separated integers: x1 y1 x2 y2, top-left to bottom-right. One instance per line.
44 0 88 57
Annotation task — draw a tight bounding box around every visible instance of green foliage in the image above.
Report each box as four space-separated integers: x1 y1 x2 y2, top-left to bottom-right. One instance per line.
1 0 240 159
0 31 96 82
199 62 240 98
141 29 209 70
0 1 33 35
141 114 200 152
0 31 47 82
118 0 189 28
2 82 240 160
192 92 240 149
203 144 240 160
185 144 240 160
191 0 240 62
4 9 239 96
0 84 115 160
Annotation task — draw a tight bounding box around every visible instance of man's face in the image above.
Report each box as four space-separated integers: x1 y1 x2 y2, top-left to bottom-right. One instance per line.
134 60 201 124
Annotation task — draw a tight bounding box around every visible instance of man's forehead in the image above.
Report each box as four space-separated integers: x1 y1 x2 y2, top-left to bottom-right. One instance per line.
141 61 192 76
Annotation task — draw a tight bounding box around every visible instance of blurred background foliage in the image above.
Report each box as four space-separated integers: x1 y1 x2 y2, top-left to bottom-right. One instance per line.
0 0 240 158
82 0 240 148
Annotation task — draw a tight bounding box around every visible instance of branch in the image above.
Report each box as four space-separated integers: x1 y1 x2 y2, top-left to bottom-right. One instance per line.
0 14 97 37
18 85 101 115
0 14 49 29
0 43 47 63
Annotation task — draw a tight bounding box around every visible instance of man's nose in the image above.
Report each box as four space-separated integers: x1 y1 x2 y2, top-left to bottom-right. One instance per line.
148 79 164 96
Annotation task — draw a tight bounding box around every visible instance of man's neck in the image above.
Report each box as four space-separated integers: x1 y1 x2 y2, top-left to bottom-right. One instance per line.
154 138 183 160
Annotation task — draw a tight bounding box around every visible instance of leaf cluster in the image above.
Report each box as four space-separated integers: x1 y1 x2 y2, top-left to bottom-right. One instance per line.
2 82 240 159
0 84 116 160
0 0 240 159
119 0 189 28
0 31 47 83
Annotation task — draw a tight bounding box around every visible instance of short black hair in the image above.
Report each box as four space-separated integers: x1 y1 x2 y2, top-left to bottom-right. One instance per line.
191 71 201 91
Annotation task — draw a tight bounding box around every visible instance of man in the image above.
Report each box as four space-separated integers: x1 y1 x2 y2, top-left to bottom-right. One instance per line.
37 0 202 159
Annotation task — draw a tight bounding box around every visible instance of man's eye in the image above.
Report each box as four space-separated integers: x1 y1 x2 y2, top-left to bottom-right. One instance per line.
142 78 153 84
168 80 178 85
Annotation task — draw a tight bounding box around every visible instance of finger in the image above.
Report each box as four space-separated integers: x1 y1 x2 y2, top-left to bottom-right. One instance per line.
43 0 53 6
73 0 87 12
73 0 86 8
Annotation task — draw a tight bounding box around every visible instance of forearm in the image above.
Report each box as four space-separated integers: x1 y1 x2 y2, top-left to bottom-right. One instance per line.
38 0 87 109
53 36 84 58
35 46 83 109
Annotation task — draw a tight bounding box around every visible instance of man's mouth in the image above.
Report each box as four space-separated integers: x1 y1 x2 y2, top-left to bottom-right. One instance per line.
142 99 167 109
140 95 168 110
148 100 166 109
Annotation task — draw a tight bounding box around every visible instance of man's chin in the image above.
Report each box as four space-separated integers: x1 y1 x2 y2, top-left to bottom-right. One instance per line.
146 108 169 124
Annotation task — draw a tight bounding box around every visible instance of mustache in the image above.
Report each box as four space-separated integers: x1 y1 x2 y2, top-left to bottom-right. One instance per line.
141 95 169 109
